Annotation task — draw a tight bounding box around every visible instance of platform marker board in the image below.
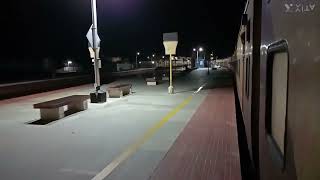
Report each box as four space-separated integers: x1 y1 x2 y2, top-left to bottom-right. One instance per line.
163 32 178 55
86 24 101 48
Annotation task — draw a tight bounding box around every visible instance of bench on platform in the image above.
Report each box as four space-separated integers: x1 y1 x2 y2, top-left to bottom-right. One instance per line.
107 84 132 98
146 77 161 86
146 78 159 86
33 95 90 121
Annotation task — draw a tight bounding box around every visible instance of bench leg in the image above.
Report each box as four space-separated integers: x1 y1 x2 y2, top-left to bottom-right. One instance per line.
69 100 88 112
40 107 64 121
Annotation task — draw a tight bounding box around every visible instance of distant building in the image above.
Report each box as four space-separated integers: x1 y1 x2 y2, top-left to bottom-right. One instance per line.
56 59 82 74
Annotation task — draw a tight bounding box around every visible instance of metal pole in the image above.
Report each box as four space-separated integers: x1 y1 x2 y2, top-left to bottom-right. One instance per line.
196 51 199 68
136 54 138 68
91 0 100 92
168 54 174 94
207 60 210 74
170 54 173 87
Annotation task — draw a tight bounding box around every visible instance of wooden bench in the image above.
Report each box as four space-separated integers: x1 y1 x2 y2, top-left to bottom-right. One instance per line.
33 95 90 121
107 84 132 98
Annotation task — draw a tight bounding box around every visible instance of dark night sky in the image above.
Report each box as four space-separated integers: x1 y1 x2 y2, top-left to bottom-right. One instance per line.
3 0 246 61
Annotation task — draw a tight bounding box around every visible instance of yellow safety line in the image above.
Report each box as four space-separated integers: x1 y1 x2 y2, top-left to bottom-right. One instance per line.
91 96 193 180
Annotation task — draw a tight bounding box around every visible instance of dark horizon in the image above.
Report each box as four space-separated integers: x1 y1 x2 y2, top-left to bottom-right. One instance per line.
3 0 246 61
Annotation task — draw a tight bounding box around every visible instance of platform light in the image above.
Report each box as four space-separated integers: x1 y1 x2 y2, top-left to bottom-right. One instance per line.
152 54 155 57
199 47 204 52
139 61 142 64
136 52 140 68
152 61 155 64
193 48 197 52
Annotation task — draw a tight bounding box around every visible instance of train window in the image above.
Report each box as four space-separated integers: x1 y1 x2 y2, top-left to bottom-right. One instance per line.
266 40 289 170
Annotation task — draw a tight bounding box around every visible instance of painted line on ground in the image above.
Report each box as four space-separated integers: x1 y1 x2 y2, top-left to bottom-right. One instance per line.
194 83 207 94
91 95 193 180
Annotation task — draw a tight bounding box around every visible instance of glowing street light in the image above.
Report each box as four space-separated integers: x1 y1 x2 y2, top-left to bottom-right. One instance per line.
136 52 140 68
194 47 204 68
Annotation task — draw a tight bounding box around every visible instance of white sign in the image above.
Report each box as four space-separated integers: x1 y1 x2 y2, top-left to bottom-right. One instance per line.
86 25 101 48
163 32 178 55
163 41 178 55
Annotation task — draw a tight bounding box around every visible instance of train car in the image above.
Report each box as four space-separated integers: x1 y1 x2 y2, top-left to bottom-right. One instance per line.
232 0 320 179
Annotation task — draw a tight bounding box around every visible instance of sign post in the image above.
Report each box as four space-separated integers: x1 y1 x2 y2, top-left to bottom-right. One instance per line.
87 0 106 103
163 32 178 94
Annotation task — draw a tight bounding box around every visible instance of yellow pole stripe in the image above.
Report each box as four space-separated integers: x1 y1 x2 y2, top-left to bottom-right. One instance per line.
91 96 193 180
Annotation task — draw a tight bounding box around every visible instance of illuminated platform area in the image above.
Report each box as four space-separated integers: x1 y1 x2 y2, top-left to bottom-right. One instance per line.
0 69 240 180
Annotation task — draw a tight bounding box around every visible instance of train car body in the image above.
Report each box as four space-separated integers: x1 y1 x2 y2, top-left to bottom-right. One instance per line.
232 0 320 179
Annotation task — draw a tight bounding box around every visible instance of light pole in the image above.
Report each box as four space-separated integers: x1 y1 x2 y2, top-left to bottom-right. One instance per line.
193 48 197 67
198 47 204 68
206 52 213 75
193 47 203 68
67 60 72 67
151 54 155 66
89 0 106 103
210 53 214 71
136 52 140 68
152 54 155 62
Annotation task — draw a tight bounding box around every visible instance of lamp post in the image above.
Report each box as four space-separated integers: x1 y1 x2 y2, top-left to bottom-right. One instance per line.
194 47 204 68
207 52 213 75
152 54 155 62
136 52 140 68
89 0 106 103
151 54 155 67
193 48 197 67
67 60 72 67
210 53 214 72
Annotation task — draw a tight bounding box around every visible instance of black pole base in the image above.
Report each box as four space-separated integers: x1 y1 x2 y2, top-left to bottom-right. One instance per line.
90 91 107 103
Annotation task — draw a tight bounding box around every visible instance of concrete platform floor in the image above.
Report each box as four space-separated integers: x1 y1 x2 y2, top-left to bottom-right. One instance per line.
0 69 229 180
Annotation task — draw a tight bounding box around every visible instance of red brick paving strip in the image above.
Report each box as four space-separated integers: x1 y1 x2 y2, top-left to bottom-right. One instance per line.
149 88 241 180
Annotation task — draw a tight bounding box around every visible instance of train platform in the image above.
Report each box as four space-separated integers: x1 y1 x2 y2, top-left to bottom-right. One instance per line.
0 68 240 180
150 88 241 180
